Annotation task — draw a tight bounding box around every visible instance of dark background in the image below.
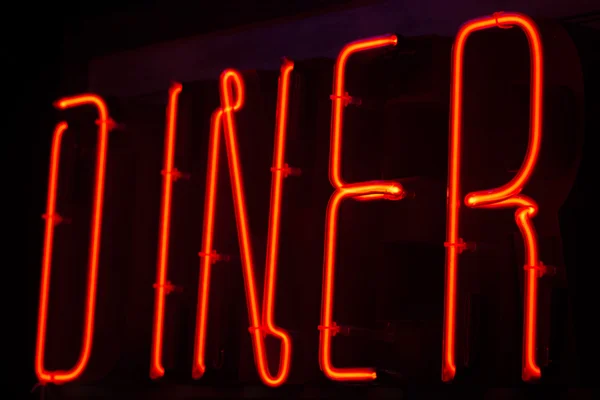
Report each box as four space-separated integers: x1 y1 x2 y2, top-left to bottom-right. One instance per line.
18 1 598 398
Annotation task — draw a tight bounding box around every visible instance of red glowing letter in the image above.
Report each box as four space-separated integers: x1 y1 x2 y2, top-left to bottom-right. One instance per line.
193 60 295 387
443 12 544 382
150 82 183 379
35 95 112 384
318 35 406 382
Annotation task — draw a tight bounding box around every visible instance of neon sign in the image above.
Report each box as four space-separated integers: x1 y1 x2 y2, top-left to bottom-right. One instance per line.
36 11 548 387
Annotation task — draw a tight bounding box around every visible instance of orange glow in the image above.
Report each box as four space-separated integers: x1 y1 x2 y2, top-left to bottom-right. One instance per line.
150 82 183 379
443 12 544 382
35 94 111 384
193 61 294 387
320 35 404 382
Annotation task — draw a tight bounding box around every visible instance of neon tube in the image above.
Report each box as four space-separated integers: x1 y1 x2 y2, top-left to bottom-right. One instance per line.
193 62 294 387
443 12 544 382
150 82 183 379
319 35 405 382
35 94 111 384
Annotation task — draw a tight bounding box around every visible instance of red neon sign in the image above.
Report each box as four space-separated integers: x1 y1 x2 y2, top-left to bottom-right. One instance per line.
193 60 295 387
35 12 551 386
35 95 112 384
442 12 544 382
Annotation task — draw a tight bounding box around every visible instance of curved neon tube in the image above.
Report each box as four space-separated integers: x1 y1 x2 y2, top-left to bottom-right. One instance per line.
329 34 398 189
319 34 405 382
35 94 111 384
193 62 294 387
443 12 544 382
